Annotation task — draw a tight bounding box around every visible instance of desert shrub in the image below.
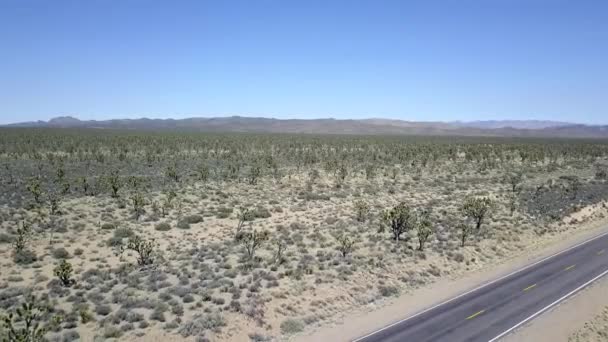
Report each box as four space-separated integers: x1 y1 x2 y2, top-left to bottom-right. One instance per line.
177 219 191 229
253 207 271 219
0 233 13 244
178 313 225 337
95 305 112 316
78 306 94 323
163 320 179 330
113 227 134 239
14 249 37 265
103 326 123 338
185 214 203 224
52 248 71 259
7 276 24 282
126 311 144 323
172 303 185 316
150 309 166 322
62 330 80 342
101 223 115 230
155 222 172 231
107 236 123 247
379 285 400 297
280 318 305 335
183 294 195 303
121 322 135 332
216 207 233 218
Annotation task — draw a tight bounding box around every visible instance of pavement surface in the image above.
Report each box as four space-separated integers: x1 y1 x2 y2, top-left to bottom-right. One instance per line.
354 231 608 342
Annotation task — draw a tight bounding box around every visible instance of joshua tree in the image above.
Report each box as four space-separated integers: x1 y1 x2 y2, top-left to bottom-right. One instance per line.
390 166 399 183
415 210 434 251
380 202 416 241
506 192 518 215
273 239 287 265
4 163 14 185
560 175 581 200
130 192 146 220
160 190 177 217
13 221 31 254
307 169 320 185
165 163 179 183
48 192 60 216
53 259 74 287
461 197 493 231
78 176 89 195
196 163 210 182
364 164 376 180
596 166 607 180
123 235 156 266
247 164 262 185
335 163 348 188
55 164 65 184
458 222 475 247
235 208 255 239
106 170 121 198
354 200 370 222
26 177 43 204
505 170 523 194
241 229 269 260
1 295 62 342
336 234 355 257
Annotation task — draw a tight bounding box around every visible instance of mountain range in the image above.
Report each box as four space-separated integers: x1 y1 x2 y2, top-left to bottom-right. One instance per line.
4 116 608 138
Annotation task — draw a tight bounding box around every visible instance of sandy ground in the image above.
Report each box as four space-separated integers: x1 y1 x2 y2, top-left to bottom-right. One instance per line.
295 205 608 342
2 167 607 341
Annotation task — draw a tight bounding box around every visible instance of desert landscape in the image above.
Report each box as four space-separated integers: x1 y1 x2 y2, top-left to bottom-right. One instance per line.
1 128 608 341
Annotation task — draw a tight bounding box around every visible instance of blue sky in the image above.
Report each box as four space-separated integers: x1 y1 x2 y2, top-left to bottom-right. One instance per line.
1 0 607 124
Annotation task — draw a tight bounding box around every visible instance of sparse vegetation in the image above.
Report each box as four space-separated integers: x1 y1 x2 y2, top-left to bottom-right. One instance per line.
1 129 608 341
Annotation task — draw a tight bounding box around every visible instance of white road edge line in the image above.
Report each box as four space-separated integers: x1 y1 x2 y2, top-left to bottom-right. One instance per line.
487 268 608 342
352 230 608 342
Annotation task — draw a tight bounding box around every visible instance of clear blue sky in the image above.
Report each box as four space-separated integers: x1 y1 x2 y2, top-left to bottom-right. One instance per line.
1 0 607 124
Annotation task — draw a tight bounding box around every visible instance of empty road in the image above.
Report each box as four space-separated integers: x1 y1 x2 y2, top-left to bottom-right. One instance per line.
354 231 608 342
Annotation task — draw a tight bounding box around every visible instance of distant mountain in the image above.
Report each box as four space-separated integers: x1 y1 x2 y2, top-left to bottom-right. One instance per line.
4 116 608 138
450 120 572 130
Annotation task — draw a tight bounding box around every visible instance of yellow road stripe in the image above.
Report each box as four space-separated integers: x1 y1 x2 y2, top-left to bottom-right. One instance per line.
523 284 537 292
467 310 485 320
564 264 576 271
598 249 605 255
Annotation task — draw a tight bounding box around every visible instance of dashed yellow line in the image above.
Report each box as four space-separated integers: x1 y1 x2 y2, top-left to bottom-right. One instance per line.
523 284 537 292
564 264 576 271
466 309 485 320
598 249 605 255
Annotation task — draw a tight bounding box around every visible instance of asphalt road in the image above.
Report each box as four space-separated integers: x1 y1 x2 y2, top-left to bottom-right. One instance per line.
354 231 608 342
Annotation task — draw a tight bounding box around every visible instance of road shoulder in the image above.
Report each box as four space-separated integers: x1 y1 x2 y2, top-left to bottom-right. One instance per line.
503 277 608 342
